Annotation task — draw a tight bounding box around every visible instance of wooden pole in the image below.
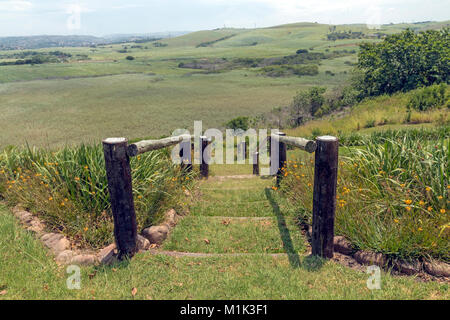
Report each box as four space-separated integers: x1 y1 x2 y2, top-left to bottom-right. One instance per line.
180 140 192 173
200 136 210 178
127 134 191 157
252 151 259 175
102 138 137 259
278 136 316 153
276 132 286 187
312 136 339 259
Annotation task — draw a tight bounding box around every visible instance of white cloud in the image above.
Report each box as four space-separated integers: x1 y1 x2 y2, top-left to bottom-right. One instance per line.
0 0 33 11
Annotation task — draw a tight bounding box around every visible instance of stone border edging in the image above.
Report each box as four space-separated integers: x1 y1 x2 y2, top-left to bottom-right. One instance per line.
303 224 450 279
11 205 183 266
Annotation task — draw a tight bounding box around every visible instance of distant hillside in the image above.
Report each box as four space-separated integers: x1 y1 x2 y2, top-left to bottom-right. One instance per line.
0 32 189 50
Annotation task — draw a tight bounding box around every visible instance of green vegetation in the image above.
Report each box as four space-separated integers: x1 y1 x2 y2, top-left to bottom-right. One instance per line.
226 116 250 131
407 83 448 111
279 131 449 262
357 29 449 96
1 201 448 299
0 145 194 248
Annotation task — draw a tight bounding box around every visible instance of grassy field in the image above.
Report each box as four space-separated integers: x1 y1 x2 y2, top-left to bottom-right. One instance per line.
1 179 448 300
1 21 447 148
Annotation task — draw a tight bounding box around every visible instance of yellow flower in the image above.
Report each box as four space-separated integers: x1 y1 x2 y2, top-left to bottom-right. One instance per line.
404 199 412 205
427 206 433 212
438 196 443 200
84 165 89 170
405 206 411 211
60 202 65 206
440 209 446 214
419 201 425 206
75 177 80 181
394 219 399 223
48 197 53 201
137 195 142 199
84 227 88 232
400 183 406 188
425 187 431 192
418 227 423 231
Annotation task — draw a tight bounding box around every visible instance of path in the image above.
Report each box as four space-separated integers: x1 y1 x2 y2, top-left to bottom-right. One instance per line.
159 165 309 266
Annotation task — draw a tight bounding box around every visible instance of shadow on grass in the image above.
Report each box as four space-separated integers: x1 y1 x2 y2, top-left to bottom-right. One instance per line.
265 188 301 268
264 188 326 272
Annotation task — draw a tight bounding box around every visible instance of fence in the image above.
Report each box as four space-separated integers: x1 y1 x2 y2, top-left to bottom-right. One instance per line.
102 132 338 260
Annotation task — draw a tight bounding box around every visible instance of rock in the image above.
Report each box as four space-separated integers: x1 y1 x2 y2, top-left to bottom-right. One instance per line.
42 233 69 253
27 219 44 234
394 260 422 275
55 250 75 264
98 244 117 265
423 260 450 277
137 235 150 251
333 236 353 255
142 225 169 244
164 209 178 228
17 211 33 224
71 254 97 266
354 250 387 266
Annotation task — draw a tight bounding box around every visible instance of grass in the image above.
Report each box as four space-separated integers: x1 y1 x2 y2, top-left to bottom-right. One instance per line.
2 21 446 149
285 86 449 139
0 144 194 249
279 131 449 263
1 191 449 300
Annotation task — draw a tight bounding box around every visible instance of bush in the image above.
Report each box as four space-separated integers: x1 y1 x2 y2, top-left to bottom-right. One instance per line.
407 83 447 111
0 144 195 248
357 29 449 96
126 56 135 61
226 116 250 131
279 133 449 262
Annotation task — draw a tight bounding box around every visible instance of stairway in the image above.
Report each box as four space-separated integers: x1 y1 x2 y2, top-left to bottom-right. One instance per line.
159 166 308 259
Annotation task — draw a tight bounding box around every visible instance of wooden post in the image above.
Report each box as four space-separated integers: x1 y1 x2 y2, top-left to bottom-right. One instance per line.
102 138 138 259
252 151 259 175
180 140 192 173
276 132 286 187
312 136 339 259
200 136 210 178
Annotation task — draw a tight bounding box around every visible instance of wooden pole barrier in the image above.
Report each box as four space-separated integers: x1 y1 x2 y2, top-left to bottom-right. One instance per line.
312 136 339 259
180 140 192 173
278 136 316 153
127 134 191 157
200 136 210 178
276 132 287 187
252 151 259 175
102 138 138 259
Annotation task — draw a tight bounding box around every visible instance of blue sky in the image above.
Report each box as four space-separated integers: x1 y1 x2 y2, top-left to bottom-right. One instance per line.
0 0 449 36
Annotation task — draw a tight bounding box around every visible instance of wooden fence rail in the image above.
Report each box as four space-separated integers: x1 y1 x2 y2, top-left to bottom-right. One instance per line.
103 132 337 260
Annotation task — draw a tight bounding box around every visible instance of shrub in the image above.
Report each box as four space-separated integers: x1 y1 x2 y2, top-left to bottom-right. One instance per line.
0 144 195 248
126 56 135 61
407 83 448 111
226 116 250 131
279 133 449 262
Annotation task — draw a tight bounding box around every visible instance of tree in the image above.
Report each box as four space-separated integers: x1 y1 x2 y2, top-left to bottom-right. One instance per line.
290 87 326 124
357 28 449 96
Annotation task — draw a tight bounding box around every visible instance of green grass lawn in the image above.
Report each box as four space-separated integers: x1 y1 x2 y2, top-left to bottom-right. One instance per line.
1 178 449 300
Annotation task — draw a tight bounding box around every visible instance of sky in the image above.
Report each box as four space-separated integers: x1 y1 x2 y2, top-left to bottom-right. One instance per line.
0 0 449 37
